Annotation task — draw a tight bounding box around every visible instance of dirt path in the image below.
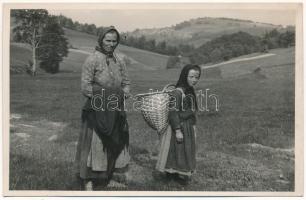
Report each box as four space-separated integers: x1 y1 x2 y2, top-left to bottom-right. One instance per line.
201 53 276 69
69 48 91 55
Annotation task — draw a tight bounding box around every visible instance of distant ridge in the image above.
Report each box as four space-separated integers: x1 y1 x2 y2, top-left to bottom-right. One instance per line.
125 17 287 47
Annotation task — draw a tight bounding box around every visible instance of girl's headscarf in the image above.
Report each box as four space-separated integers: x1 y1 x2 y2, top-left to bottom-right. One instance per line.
95 26 120 58
175 64 202 109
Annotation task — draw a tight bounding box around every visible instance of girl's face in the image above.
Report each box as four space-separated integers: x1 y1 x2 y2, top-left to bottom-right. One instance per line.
187 69 200 87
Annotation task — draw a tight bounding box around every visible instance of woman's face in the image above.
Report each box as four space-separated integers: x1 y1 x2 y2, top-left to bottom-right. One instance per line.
102 32 118 53
187 69 200 87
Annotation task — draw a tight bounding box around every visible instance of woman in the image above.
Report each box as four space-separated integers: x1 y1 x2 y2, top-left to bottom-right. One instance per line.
75 26 131 190
156 64 201 184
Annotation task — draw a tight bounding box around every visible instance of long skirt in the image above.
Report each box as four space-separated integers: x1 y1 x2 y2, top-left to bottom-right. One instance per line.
74 118 130 180
156 119 196 176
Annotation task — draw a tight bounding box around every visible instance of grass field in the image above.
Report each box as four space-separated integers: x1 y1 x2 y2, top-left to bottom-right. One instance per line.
9 42 295 191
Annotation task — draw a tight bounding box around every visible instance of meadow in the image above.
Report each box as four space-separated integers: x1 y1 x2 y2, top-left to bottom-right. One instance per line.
9 41 295 191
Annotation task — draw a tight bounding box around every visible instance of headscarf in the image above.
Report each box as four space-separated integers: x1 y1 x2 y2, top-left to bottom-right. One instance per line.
95 26 120 63
175 64 202 109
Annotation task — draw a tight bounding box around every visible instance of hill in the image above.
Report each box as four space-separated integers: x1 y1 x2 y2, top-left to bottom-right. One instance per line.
127 17 285 48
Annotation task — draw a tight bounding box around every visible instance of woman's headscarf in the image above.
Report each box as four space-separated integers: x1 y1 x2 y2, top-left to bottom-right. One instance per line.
95 26 120 57
175 64 202 109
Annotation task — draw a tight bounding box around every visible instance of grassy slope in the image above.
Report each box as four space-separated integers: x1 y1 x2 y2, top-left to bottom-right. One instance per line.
219 48 295 78
10 43 32 73
10 43 32 64
64 28 169 70
9 46 295 191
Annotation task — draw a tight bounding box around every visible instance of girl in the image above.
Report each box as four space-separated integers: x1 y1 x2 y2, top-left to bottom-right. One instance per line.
156 64 201 184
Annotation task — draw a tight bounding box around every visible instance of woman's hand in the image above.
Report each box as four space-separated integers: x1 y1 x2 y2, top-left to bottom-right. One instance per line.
175 129 184 143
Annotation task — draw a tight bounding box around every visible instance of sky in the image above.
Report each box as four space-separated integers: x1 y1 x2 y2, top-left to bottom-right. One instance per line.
48 4 297 32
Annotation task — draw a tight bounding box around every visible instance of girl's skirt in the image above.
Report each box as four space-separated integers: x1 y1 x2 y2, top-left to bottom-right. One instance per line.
156 118 196 177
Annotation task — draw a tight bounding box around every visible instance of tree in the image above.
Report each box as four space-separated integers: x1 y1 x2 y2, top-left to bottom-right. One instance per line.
37 16 69 73
146 39 156 51
263 29 281 49
12 9 49 76
136 35 146 49
210 48 222 62
179 44 194 55
166 56 179 69
74 21 82 31
156 41 166 53
278 30 295 47
57 15 74 29
166 45 178 56
87 24 97 35
190 53 210 64
221 48 232 61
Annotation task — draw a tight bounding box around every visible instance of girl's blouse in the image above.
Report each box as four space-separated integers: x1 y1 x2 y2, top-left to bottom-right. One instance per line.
169 89 197 130
81 51 130 98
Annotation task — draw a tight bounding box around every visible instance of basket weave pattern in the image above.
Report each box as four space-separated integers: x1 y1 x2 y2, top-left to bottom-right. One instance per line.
137 84 175 134
141 93 170 134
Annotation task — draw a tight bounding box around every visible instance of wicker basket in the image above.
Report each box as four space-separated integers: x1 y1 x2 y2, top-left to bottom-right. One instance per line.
135 84 175 135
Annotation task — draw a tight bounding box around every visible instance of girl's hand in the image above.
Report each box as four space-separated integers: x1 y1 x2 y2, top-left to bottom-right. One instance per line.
175 129 184 143
122 86 131 99
193 125 197 139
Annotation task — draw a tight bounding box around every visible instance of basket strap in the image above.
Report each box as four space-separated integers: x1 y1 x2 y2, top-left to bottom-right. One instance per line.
162 84 176 92
176 87 186 99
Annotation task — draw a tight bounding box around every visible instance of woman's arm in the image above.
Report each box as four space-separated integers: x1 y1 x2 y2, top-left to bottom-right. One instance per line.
118 56 131 98
81 55 96 98
120 59 130 88
193 125 197 138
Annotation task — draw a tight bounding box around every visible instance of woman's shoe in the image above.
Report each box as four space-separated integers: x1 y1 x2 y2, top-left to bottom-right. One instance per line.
176 175 191 186
152 171 165 181
165 172 178 180
84 180 93 191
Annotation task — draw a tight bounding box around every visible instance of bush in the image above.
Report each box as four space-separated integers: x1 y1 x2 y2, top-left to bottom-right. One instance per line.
166 56 180 69
38 16 68 73
191 31 263 64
